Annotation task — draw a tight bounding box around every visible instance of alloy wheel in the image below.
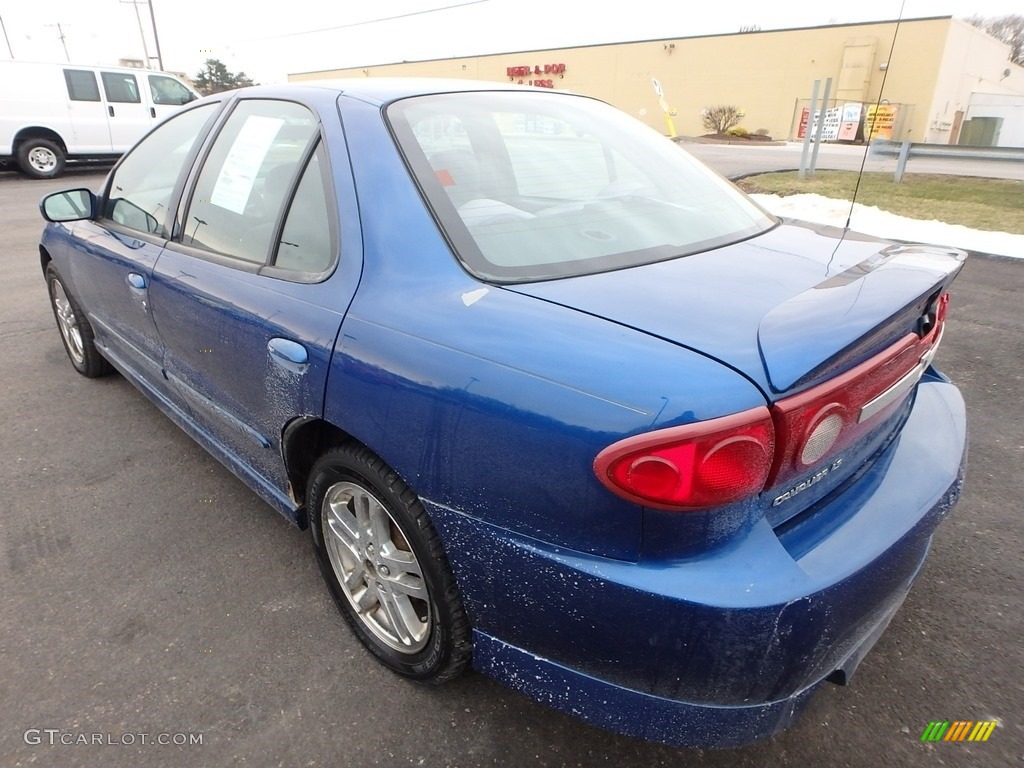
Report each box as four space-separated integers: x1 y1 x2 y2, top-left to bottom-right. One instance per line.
51 279 85 365
322 480 431 653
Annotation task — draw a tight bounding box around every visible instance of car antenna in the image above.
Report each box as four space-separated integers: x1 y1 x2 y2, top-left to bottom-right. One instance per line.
845 0 906 231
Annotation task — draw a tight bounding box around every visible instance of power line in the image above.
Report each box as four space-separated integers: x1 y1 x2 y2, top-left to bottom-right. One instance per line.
255 0 490 41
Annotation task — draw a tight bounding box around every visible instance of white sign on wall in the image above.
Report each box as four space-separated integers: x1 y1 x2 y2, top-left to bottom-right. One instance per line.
812 107 842 140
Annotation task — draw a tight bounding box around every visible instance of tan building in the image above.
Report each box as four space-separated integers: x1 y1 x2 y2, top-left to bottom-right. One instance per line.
290 16 1024 147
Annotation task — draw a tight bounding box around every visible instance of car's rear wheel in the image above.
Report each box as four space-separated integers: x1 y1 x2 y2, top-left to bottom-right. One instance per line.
308 444 471 682
46 265 111 377
18 138 66 179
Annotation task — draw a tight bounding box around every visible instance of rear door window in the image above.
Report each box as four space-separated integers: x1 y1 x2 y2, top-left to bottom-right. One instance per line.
273 143 333 274
181 100 320 265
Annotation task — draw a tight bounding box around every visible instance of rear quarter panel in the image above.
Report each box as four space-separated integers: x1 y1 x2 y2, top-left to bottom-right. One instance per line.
328 94 769 559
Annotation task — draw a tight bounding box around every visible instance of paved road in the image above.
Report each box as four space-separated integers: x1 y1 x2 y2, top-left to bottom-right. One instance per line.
1 170 1021 767
682 140 1024 181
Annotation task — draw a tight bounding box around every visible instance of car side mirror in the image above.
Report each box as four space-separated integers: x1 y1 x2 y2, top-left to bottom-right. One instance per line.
40 188 97 223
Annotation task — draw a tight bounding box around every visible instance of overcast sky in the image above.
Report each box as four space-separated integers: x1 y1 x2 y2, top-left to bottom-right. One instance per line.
1 0 1021 83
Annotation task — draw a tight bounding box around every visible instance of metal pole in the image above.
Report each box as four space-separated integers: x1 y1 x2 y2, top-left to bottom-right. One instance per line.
122 0 151 67
894 141 911 183
147 0 164 70
56 23 70 62
809 77 832 176
1 15 14 58
798 79 819 179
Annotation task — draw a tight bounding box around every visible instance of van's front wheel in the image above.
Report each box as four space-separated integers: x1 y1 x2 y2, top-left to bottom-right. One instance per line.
18 138 66 179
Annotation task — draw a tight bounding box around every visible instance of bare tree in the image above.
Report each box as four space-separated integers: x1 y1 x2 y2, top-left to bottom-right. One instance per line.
701 105 745 135
967 14 1024 65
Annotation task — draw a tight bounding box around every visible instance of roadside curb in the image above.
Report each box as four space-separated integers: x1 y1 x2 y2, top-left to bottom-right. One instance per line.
673 136 788 146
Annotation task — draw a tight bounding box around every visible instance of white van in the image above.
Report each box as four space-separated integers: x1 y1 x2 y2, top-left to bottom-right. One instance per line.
0 61 200 179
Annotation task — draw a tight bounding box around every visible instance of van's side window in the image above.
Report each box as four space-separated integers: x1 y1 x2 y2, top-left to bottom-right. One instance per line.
64 70 101 102
100 72 141 104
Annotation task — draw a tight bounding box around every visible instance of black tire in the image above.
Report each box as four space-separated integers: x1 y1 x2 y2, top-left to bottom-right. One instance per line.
17 137 66 179
308 443 471 683
45 264 112 378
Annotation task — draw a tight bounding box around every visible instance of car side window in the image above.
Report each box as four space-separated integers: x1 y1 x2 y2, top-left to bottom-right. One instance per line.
274 143 333 273
101 72 141 104
64 70 100 102
149 75 193 106
181 100 319 264
104 103 219 237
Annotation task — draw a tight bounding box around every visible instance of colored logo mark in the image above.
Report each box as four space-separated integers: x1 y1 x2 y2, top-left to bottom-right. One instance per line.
920 721 997 742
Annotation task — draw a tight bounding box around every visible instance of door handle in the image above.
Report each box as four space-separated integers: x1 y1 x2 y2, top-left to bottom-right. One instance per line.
268 338 308 367
150 107 156 118
127 273 147 289
108 105 115 117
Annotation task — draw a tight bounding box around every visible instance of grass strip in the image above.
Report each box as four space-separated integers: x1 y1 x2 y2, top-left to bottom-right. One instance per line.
735 171 1024 234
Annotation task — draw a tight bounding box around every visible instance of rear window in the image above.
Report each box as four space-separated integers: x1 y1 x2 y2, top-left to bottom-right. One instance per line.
387 91 774 282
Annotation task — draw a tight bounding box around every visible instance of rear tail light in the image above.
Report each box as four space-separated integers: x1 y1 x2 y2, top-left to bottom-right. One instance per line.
594 407 774 510
768 291 949 489
595 292 950 511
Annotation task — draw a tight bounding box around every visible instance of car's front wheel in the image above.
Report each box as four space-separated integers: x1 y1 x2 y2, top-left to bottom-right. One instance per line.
46 264 111 377
308 444 471 682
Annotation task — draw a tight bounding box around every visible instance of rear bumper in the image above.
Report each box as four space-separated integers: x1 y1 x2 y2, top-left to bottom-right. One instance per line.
426 378 966 748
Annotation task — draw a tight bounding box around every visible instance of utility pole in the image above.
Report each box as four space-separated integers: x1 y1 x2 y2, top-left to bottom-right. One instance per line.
147 0 164 71
45 23 71 62
120 0 151 67
56 23 70 62
1 15 14 59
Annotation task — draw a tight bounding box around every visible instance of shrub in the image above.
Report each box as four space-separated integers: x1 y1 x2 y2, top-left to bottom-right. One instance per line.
700 105 745 135
727 126 749 137
755 128 770 136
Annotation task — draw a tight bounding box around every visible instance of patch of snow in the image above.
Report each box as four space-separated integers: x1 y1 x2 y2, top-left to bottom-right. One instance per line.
751 193 1024 260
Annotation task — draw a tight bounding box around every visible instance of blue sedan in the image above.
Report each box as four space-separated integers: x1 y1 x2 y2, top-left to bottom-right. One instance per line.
38 80 967 748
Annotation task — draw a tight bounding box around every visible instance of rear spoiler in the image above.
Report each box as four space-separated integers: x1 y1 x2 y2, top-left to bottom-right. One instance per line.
758 244 967 394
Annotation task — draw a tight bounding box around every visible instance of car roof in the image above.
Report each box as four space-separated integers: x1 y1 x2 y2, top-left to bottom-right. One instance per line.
226 78 571 106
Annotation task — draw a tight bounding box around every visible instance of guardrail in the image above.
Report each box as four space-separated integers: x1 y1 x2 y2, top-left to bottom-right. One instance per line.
869 140 1024 182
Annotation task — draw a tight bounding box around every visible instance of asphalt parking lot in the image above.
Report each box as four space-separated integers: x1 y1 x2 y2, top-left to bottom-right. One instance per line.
1 167 1021 768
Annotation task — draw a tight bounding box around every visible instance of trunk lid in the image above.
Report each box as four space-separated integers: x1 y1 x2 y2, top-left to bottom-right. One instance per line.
507 221 966 397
